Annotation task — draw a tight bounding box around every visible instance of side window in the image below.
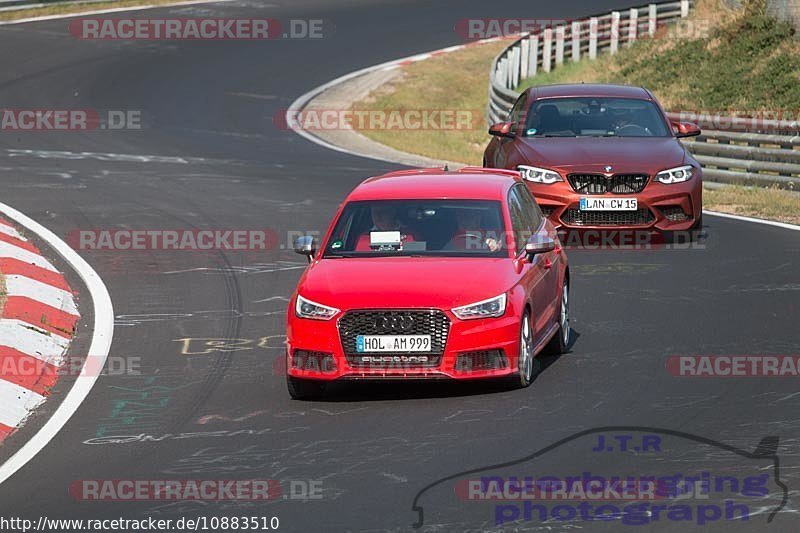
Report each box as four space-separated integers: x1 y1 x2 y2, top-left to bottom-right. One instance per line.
515 184 544 231
508 94 528 126
507 189 529 255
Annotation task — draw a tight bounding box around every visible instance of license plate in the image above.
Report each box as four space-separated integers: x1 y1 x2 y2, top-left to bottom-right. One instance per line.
580 197 638 211
356 335 431 353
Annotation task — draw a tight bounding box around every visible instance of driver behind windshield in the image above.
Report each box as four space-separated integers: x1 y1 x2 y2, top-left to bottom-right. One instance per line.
444 208 501 252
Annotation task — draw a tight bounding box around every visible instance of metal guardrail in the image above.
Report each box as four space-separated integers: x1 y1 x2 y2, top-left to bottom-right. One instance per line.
487 0 800 190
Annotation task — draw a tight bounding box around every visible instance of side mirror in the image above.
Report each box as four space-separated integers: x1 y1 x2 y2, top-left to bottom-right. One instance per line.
294 236 317 262
489 122 516 138
672 121 701 138
525 234 556 261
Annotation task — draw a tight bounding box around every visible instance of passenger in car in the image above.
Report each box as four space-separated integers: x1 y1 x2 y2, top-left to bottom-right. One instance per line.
445 209 500 252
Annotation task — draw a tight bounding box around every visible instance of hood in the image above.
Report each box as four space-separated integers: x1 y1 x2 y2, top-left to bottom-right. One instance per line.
296 257 517 311
516 136 687 175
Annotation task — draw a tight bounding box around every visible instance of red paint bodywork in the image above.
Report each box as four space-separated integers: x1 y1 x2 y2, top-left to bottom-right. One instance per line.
483 84 703 232
286 168 569 381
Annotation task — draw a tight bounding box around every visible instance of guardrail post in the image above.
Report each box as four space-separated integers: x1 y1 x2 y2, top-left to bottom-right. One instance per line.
555 26 565 66
529 34 539 77
589 18 598 59
610 11 620 54
680 0 690 18
510 46 521 88
648 3 657 36
498 58 507 88
571 21 581 62
520 36 530 79
543 27 553 72
628 8 638 45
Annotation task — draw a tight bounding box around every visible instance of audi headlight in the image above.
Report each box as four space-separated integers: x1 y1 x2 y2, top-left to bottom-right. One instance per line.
452 294 507 320
518 165 562 184
295 295 340 320
655 165 694 184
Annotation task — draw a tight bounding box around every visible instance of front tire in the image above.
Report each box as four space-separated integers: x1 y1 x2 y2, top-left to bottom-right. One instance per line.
545 279 570 355
516 311 538 388
287 375 326 400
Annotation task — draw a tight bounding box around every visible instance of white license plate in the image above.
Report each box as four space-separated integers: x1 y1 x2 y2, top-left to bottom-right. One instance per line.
356 335 431 353
580 197 638 211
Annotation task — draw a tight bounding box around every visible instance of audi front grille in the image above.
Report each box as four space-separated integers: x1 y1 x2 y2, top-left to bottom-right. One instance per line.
338 310 450 367
568 173 649 195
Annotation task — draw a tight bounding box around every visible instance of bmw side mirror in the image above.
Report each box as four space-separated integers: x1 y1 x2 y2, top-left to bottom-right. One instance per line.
525 234 556 261
294 236 317 262
672 121 701 138
489 122 516 138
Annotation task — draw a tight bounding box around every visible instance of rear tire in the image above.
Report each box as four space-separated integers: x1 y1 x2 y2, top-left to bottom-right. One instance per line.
544 279 570 355
287 375 326 400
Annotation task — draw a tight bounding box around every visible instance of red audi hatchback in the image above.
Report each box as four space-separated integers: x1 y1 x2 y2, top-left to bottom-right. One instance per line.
484 84 703 237
286 167 570 399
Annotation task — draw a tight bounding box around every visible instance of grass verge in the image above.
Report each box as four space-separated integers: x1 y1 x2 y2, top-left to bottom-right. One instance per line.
353 40 508 166
518 0 800 113
0 0 202 21
705 185 800 225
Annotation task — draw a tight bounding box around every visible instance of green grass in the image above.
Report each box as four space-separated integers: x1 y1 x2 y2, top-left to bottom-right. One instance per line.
353 40 509 166
519 1 800 113
0 0 193 21
705 185 800 224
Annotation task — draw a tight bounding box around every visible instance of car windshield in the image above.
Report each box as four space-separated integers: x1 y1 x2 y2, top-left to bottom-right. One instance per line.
523 97 670 138
323 200 507 258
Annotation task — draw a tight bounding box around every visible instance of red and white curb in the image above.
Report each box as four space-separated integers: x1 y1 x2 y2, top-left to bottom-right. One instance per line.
0 218 80 443
0 202 112 488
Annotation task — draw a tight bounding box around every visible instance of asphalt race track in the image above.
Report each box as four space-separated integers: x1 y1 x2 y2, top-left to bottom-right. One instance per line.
0 0 798 531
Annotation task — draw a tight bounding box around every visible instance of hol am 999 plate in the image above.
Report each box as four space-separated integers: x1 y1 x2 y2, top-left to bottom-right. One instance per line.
356 335 432 352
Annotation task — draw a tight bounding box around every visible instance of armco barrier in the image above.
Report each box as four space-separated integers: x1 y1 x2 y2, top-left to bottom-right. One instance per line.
487 0 800 190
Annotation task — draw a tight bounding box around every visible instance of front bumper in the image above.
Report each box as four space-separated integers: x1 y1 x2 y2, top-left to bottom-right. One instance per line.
286 309 520 381
528 175 702 232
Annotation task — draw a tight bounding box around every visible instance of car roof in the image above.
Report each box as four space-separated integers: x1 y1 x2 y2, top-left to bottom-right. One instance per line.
528 83 652 100
346 167 521 202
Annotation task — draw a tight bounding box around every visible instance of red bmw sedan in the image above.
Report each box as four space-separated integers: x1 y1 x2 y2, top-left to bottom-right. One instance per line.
286 167 570 399
484 84 703 238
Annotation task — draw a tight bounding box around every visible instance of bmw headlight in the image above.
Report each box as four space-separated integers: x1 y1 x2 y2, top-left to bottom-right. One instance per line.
452 294 507 320
655 165 694 184
518 165 562 184
295 295 340 320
